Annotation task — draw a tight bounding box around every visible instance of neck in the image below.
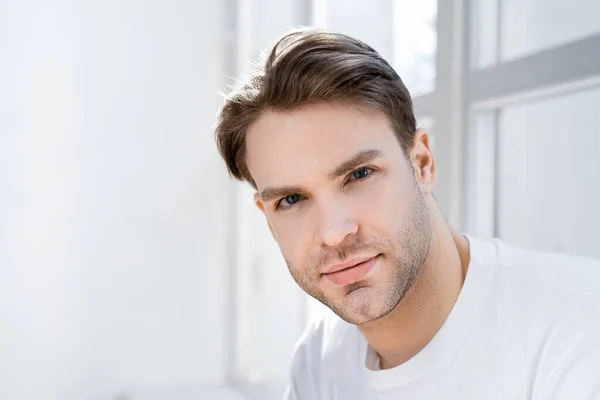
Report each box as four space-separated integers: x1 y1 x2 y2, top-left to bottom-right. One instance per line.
358 206 470 370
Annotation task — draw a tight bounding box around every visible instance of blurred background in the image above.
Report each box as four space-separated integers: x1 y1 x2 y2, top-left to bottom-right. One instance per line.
1 0 600 399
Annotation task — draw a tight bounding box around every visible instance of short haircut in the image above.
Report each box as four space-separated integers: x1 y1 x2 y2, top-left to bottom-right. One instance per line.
215 27 417 188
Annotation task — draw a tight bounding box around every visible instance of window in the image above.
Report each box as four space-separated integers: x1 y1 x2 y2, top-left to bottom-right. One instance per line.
501 0 600 61
312 0 437 96
394 0 437 95
463 0 600 255
471 0 600 68
311 0 396 65
496 84 600 258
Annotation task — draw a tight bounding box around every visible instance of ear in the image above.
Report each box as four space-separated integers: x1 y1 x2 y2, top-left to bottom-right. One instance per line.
254 192 276 239
409 128 437 195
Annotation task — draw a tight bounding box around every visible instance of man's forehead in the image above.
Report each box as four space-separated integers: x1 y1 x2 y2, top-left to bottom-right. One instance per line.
245 103 397 187
248 102 390 140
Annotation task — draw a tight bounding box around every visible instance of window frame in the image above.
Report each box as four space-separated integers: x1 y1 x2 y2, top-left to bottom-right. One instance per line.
421 0 600 235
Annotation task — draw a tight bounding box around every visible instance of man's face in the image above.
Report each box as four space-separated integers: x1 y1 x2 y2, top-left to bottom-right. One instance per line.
246 102 433 325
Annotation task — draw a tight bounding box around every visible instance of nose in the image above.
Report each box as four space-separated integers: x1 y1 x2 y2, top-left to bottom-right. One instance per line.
314 200 359 248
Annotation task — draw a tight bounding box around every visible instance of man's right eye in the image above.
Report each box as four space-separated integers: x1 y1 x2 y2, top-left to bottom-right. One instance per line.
276 194 303 210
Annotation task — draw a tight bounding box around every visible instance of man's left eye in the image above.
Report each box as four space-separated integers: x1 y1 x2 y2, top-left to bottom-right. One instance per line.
350 167 372 181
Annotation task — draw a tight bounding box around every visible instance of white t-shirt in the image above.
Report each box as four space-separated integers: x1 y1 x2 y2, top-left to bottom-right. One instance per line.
284 236 600 400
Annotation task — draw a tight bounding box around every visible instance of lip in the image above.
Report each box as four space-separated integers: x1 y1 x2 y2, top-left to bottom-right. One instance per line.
323 255 379 286
326 256 377 274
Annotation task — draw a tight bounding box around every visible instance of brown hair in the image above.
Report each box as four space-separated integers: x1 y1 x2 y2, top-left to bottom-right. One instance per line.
214 27 416 188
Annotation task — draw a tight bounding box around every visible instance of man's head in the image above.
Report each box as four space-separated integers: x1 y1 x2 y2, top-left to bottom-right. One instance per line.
215 28 437 325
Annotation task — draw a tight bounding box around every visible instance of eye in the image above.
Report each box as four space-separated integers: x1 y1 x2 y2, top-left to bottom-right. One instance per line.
349 167 373 181
276 194 304 210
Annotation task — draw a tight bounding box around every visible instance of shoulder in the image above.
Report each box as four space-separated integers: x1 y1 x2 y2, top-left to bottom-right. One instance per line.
285 310 366 398
533 302 600 399
537 322 600 399
468 237 600 397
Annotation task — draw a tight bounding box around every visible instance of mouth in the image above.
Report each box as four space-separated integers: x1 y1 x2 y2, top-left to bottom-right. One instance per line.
323 255 380 287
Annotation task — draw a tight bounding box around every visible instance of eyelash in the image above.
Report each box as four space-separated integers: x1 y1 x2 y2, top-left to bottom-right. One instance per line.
273 166 376 211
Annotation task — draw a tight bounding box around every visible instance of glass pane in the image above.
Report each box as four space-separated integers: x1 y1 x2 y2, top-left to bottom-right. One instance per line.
464 111 496 238
394 0 437 95
471 0 600 67
470 0 500 69
497 84 600 258
501 0 600 61
312 0 396 67
312 0 437 96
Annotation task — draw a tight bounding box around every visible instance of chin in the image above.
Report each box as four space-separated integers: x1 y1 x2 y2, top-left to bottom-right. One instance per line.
331 285 394 325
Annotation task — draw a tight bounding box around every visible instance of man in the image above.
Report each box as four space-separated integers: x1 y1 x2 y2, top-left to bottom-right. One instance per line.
214 28 600 399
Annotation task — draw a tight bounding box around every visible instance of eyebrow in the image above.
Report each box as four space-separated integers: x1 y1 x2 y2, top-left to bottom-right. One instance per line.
328 149 384 180
259 185 307 203
259 149 385 203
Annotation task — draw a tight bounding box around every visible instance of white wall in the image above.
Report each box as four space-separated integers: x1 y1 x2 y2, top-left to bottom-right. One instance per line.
0 1 230 399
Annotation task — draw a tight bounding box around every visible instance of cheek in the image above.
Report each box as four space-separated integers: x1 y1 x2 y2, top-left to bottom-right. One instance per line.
270 214 313 267
351 178 409 230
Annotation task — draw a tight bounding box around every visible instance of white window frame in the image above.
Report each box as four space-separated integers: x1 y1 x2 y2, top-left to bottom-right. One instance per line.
415 0 600 235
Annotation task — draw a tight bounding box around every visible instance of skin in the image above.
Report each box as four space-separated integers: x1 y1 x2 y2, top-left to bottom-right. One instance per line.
246 102 470 369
